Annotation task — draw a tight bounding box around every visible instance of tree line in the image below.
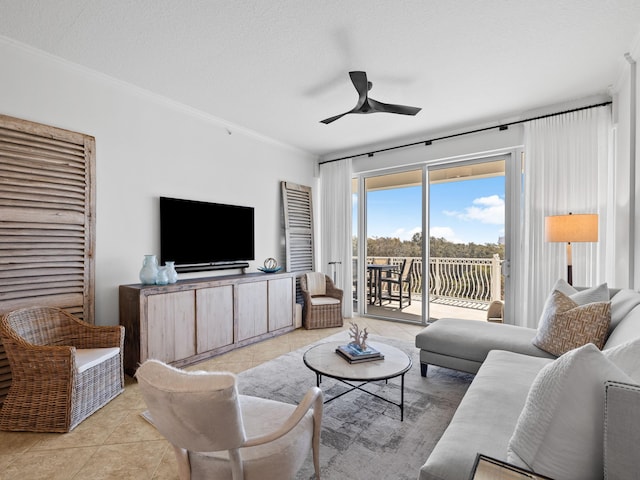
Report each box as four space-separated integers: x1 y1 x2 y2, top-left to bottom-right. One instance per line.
361 232 504 259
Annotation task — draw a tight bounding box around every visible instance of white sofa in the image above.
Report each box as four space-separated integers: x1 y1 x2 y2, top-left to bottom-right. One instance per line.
415 287 640 480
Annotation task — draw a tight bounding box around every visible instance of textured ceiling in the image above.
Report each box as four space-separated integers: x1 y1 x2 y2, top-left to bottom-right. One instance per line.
1 1 639 158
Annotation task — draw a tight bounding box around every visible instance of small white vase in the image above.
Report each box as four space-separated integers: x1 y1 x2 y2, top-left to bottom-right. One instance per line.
139 254 159 285
165 261 178 284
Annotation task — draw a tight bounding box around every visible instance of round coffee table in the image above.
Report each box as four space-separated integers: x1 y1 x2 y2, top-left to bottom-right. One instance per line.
303 341 412 421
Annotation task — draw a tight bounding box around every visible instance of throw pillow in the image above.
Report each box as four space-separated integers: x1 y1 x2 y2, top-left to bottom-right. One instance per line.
506 343 633 480
603 337 640 383
538 279 609 319
533 290 611 356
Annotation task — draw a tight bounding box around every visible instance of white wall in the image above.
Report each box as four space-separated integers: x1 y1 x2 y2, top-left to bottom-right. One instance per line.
0 38 318 325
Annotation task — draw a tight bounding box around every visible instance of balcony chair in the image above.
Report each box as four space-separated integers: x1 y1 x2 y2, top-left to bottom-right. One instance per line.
0 306 124 432
300 272 344 329
380 259 414 309
136 359 323 480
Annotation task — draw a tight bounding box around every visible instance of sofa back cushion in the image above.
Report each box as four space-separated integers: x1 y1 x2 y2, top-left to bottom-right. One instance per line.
603 337 640 383
609 289 640 332
604 304 640 350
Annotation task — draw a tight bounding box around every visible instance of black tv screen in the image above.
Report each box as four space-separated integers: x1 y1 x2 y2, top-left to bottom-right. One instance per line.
160 196 255 267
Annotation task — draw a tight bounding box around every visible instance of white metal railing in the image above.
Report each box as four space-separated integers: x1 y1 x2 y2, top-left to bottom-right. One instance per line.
361 254 503 306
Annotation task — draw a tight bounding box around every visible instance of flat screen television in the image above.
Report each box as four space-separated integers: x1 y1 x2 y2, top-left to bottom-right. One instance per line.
160 196 255 270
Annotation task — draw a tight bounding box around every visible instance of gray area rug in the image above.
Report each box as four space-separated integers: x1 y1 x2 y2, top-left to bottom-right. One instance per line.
237 333 474 480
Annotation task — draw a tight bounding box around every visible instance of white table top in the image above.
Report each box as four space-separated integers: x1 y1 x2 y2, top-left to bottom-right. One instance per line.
303 341 412 381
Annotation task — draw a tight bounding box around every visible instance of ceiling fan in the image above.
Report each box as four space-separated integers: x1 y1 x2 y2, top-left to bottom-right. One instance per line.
320 71 422 124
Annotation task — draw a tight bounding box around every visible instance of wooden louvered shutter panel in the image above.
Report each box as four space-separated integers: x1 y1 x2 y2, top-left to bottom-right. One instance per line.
0 114 95 404
281 181 314 303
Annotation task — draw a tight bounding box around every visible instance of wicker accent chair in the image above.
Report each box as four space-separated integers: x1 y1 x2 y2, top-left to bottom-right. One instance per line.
0 306 125 432
136 359 323 480
300 272 344 329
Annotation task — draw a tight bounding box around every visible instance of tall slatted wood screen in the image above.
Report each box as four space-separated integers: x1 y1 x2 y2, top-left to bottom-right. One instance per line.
281 181 314 304
0 114 95 405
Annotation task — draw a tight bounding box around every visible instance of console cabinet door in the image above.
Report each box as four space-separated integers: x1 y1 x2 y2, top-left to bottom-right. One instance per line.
147 290 196 362
268 277 293 331
236 281 268 341
196 285 234 352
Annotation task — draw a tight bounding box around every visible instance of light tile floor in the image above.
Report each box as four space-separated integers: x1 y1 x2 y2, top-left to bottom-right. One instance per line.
0 317 424 479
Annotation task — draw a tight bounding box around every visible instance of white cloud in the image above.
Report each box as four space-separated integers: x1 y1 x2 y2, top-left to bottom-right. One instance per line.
444 195 504 225
392 226 421 242
430 226 464 243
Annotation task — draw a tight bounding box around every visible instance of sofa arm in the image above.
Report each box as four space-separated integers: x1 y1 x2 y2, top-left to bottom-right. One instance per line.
604 380 640 479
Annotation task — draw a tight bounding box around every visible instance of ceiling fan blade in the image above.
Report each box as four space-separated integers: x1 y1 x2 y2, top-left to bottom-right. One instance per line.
349 71 369 97
320 111 351 124
369 98 422 116
320 71 421 124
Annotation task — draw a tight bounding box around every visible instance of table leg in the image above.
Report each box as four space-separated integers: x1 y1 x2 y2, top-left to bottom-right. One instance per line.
400 372 405 421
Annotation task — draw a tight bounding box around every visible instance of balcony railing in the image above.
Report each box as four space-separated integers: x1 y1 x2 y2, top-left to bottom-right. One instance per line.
362 254 503 308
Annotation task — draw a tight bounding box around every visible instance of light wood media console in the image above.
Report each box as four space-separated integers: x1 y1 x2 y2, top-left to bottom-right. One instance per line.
119 272 296 376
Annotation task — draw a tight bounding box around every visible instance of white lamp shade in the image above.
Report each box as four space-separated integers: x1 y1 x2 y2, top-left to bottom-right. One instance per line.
545 214 598 243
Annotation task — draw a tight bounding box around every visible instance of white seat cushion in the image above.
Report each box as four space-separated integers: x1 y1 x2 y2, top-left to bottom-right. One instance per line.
75 347 120 373
190 395 314 480
310 296 340 306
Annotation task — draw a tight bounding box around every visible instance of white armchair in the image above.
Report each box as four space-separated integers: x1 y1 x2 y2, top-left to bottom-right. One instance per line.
135 359 323 480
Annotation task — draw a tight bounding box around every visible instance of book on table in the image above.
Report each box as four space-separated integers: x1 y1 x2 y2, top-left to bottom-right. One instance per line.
335 344 384 363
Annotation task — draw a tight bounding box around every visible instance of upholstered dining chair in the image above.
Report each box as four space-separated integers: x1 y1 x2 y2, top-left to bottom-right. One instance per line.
136 359 323 480
299 272 344 329
0 306 125 432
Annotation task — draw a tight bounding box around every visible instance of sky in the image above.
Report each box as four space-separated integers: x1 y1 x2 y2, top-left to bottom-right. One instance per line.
357 176 505 245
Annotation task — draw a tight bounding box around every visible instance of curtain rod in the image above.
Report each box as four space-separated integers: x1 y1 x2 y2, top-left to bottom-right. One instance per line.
318 100 612 165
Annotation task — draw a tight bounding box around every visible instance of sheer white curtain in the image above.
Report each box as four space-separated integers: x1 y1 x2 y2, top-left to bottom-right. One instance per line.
515 106 612 327
319 158 353 318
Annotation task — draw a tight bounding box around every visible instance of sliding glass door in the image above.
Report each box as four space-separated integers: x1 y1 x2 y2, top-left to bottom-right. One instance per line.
355 169 423 323
354 153 515 325
427 158 507 322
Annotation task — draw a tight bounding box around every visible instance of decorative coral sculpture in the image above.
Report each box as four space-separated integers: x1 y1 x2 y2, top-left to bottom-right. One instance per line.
348 322 369 351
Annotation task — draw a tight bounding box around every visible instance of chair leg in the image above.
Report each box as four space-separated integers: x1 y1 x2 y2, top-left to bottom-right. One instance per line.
312 394 323 479
229 448 244 480
420 363 428 377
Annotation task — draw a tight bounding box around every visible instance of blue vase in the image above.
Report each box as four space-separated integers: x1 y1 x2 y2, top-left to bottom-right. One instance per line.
139 255 159 285
165 261 178 284
156 267 169 285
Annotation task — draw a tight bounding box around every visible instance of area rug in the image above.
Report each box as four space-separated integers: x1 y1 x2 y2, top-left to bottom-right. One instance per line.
237 333 474 480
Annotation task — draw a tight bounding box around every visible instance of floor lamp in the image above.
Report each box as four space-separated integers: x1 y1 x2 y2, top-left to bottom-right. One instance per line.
545 213 598 285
